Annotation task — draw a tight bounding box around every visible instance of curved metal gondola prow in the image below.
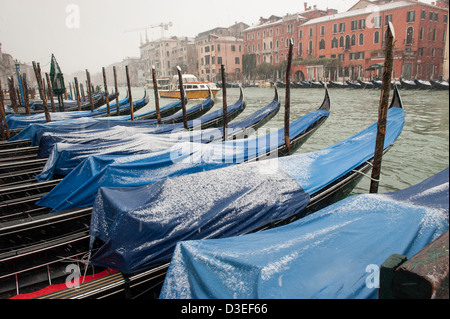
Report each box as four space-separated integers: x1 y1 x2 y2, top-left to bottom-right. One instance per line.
273 85 279 102
389 85 403 109
238 85 246 109
319 87 331 112
143 89 150 104
208 87 214 107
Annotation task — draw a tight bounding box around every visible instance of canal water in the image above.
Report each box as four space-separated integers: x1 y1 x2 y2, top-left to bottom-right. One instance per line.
123 85 449 196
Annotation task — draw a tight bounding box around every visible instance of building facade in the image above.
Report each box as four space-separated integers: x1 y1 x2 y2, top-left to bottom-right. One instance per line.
243 0 449 81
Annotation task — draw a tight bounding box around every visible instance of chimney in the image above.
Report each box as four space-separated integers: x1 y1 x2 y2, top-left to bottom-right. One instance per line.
304 2 307 11
313 4 317 10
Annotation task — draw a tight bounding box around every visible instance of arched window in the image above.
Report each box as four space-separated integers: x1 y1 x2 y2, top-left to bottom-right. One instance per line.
374 31 380 44
359 33 364 45
351 34 356 46
345 35 351 50
406 27 414 44
339 36 344 47
319 39 325 50
331 37 338 48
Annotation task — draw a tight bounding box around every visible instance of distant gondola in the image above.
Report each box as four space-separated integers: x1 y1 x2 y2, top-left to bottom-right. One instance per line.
300 81 312 88
346 80 363 89
327 81 348 89
400 78 417 90
414 79 432 90
310 81 325 88
358 80 374 89
430 79 449 90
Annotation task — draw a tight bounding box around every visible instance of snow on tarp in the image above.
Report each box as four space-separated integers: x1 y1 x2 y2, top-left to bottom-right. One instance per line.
159 168 449 299
5 94 148 130
36 107 330 211
35 99 279 181
82 105 404 275
89 163 311 274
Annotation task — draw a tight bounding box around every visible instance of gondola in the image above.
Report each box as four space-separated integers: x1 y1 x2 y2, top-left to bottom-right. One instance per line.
358 80 374 89
300 81 312 88
1 88 404 300
414 79 432 90
0 88 254 201
430 79 449 90
160 167 448 299
400 78 417 90
291 82 304 88
309 81 325 88
275 81 286 88
346 80 363 89
327 81 348 89
372 80 401 90
4 91 150 132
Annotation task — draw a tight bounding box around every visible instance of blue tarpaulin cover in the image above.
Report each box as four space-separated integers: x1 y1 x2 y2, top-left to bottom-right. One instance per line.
159 168 449 299
36 98 279 181
5 94 148 130
84 104 404 275
36 106 331 211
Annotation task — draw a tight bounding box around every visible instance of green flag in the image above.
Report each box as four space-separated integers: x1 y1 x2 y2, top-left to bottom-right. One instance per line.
49 54 66 95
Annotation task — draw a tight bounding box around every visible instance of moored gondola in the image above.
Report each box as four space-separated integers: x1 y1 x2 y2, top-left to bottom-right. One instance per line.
1 88 406 300
414 79 432 90
358 80 374 89
430 79 449 90
346 80 363 89
327 81 348 89
400 78 417 90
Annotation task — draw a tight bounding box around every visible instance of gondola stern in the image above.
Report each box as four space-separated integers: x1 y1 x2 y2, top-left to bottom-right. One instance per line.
389 85 403 109
319 86 331 112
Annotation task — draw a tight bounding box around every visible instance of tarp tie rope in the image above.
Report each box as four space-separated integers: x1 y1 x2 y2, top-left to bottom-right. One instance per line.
351 161 380 183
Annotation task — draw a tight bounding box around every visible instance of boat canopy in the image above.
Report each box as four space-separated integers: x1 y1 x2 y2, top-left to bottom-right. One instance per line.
160 168 449 299
83 102 404 274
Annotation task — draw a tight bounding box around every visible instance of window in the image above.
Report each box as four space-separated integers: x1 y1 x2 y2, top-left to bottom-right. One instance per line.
407 11 415 23
359 33 364 45
406 27 414 44
419 27 424 40
231 45 236 51
333 24 338 34
299 30 303 39
374 31 380 44
351 20 357 31
217 44 221 51
359 19 365 30
319 39 325 50
349 52 356 60
432 28 436 41
339 22 345 32
299 42 303 55
339 36 344 47
374 15 381 28
351 34 356 46
308 40 313 54
421 10 426 20
217 57 222 64
434 13 438 22
320 25 325 36
309 28 313 37
431 48 435 57
358 52 364 59
429 12 434 21
204 46 210 53
331 37 338 48
385 14 392 25
444 15 448 23
345 35 350 50
263 30 266 38
235 57 240 64
338 53 344 61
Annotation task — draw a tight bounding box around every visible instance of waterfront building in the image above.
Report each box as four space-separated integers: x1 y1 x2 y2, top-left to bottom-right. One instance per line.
243 0 449 82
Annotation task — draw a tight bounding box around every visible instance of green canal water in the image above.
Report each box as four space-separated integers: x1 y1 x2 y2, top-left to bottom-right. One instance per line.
124 85 449 196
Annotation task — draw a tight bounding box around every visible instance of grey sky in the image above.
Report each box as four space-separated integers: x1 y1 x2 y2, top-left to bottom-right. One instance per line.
0 0 433 75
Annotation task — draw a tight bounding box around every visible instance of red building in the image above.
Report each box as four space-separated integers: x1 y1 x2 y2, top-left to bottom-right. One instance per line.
243 0 449 81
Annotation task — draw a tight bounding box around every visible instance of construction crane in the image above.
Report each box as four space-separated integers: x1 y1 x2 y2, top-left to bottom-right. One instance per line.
124 22 173 41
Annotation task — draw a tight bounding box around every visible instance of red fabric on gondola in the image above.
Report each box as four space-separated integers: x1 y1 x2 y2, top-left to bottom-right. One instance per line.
10 269 118 299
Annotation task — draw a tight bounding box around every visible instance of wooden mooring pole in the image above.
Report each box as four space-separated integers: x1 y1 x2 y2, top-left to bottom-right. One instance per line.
370 22 395 194
45 73 56 112
74 77 82 111
102 67 111 116
32 62 51 123
284 39 294 155
221 64 228 142
0 80 11 140
113 66 120 116
86 69 94 112
176 66 188 130
152 65 162 124
125 65 134 121
21 73 31 114
7 77 19 115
